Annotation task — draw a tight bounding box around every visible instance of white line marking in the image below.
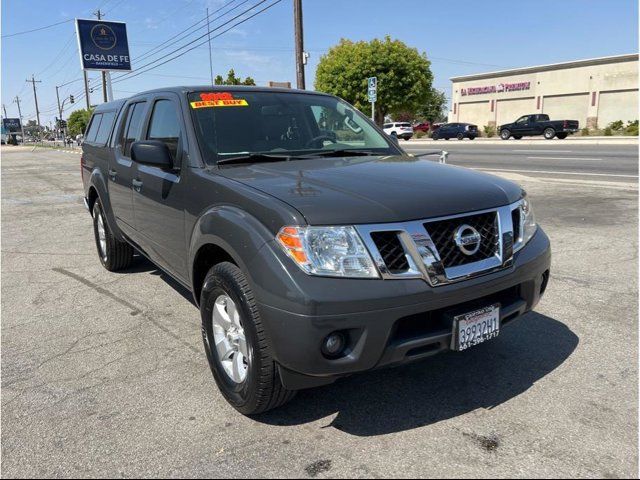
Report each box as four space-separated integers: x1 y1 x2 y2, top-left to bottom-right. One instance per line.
474 167 638 178
512 150 573 153
526 156 602 161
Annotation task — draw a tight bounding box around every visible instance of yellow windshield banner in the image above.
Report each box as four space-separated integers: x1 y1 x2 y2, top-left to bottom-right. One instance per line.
190 99 249 108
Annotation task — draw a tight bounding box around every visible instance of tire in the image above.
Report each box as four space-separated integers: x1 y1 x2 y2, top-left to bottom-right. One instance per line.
200 262 296 415
513 135 523 140
500 129 511 140
92 199 133 271
456 133 464 141
556 133 568 139
544 128 556 139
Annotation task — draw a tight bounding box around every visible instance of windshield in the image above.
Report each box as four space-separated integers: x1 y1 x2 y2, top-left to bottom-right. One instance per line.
188 90 397 164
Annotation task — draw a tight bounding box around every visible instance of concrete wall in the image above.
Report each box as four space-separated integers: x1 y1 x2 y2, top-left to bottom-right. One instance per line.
449 55 639 130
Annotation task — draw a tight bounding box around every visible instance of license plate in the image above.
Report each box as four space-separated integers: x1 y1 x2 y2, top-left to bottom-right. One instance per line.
452 304 500 351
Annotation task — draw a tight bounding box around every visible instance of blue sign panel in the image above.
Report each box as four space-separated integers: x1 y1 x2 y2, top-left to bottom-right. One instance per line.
76 19 131 71
368 76 377 103
2 118 21 133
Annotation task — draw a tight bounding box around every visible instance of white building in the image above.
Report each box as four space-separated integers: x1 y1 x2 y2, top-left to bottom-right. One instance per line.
449 54 638 129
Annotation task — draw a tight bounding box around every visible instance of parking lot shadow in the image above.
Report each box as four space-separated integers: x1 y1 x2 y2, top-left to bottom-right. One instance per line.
255 313 578 436
122 255 196 306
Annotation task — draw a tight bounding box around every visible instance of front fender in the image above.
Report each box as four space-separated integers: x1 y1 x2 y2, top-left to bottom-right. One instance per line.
188 205 277 288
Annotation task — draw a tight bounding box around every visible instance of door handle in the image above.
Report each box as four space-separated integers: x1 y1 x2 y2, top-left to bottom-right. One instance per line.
108 169 117 180
132 178 143 192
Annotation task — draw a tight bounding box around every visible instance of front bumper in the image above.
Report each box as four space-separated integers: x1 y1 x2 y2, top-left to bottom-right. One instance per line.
254 229 551 390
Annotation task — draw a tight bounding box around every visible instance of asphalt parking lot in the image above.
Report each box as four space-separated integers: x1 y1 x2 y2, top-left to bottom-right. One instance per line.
1 145 638 478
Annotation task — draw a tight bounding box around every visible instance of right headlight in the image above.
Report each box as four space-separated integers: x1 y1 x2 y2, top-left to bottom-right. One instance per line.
276 226 379 278
516 194 537 251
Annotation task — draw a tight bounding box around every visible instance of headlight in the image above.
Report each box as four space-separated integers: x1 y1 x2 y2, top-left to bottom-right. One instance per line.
276 226 379 278
516 195 537 250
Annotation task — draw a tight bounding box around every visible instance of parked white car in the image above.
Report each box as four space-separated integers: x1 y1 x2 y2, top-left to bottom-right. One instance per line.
383 122 413 141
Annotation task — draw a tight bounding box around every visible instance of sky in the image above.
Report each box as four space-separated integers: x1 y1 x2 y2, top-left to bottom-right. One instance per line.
2 0 638 126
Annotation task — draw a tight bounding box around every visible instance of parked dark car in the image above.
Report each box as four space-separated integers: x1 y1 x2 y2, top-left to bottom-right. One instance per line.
499 114 579 140
81 86 550 415
432 122 478 140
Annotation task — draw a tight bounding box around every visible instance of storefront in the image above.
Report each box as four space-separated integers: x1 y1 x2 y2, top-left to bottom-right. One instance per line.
449 54 638 129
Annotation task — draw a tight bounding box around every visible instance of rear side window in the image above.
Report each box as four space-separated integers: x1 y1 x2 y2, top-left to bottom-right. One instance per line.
147 100 181 160
121 102 147 157
383 123 392 129
93 111 116 146
398 123 411 127
85 114 102 143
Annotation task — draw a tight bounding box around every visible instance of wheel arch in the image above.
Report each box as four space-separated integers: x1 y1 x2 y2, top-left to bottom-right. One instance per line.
189 205 277 306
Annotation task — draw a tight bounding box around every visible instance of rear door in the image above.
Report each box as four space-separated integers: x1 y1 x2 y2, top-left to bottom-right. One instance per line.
131 93 188 281
109 98 149 236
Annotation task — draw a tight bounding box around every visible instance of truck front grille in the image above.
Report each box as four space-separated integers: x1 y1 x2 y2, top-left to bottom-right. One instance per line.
370 231 409 274
423 212 499 268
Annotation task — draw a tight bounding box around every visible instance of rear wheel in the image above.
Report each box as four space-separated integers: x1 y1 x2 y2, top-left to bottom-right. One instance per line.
201 262 296 415
92 199 133 271
556 133 568 139
500 129 511 140
456 133 464 140
544 128 556 139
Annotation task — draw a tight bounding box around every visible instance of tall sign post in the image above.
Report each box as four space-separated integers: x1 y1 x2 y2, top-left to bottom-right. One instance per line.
75 18 131 104
368 76 377 122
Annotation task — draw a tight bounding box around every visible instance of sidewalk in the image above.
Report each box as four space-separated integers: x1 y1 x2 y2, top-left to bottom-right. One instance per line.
406 136 638 146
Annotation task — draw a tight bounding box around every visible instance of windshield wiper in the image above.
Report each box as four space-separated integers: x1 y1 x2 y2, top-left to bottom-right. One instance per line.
296 149 379 158
217 153 292 166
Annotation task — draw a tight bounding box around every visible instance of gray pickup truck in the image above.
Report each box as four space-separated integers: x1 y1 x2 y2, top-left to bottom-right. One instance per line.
81 86 551 414
499 114 579 140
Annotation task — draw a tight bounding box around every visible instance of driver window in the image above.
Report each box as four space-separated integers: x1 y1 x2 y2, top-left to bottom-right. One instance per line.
516 116 529 124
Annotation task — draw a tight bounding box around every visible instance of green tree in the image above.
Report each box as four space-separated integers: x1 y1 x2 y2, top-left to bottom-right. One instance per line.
214 68 256 86
67 108 92 136
314 36 434 125
416 89 448 123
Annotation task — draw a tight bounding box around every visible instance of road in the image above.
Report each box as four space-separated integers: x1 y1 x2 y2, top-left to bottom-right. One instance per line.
403 142 639 182
1 145 638 478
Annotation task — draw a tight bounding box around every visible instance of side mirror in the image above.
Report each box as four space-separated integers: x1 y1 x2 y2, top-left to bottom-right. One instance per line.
131 140 173 169
389 134 399 145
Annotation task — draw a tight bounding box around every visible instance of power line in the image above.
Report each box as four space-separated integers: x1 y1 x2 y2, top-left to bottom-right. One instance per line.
112 0 281 84
2 18 73 39
131 0 249 67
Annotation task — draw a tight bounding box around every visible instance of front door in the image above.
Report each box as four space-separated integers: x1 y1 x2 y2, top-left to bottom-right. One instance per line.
132 94 188 282
511 115 531 135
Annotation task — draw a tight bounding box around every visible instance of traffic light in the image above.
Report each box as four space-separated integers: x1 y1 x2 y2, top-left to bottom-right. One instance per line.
69 95 75 104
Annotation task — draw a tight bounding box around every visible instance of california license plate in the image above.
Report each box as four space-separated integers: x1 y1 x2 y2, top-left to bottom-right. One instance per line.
452 304 500 351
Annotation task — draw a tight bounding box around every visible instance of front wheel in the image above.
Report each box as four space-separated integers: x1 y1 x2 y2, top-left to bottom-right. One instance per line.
544 128 556 139
500 129 511 140
456 133 464 141
201 262 296 415
92 199 133 271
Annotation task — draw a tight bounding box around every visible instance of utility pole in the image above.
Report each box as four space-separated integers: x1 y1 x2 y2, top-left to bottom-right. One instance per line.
93 9 109 103
293 0 305 89
55 86 63 139
206 7 214 86
84 71 91 110
13 96 26 143
26 75 42 130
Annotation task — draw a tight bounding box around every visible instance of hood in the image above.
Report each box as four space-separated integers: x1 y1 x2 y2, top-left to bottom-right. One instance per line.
218 155 523 225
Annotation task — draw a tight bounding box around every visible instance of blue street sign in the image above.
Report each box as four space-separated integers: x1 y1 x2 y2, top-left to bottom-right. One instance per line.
76 19 131 71
368 76 377 103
